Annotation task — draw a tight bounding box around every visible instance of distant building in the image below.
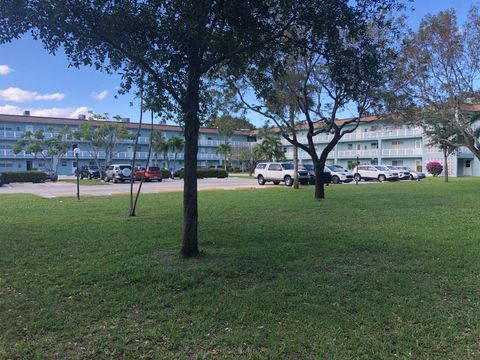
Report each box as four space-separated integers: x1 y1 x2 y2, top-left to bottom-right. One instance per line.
0 111 478 176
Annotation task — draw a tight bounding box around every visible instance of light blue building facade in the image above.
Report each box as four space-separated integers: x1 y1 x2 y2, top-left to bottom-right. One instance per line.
0 113 253 175
0 113 478 177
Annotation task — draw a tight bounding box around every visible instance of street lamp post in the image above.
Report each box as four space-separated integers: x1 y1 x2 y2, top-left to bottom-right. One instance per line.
73 146 80 200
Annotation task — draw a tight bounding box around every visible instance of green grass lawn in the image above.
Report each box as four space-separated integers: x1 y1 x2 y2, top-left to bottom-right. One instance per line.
1 178 479 359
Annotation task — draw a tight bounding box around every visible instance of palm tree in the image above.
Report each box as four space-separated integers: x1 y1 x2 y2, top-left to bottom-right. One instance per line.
254 134 285 162
168 136 185 174
151 131 170 170
216 143 232 171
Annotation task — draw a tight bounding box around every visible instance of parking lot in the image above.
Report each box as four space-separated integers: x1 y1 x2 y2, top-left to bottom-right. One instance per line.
0 177 267 198
0 175 404 198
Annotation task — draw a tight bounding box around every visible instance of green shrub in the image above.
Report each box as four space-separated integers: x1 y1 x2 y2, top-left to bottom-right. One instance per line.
178 168 228 179
160 168 171 179
0 171 47 184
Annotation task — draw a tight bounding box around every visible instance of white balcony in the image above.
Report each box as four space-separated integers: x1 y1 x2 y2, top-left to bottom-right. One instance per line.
337 149 379 158
381 148 423 156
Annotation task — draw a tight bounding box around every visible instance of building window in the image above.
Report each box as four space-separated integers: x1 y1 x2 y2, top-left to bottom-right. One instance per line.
61 160 67 166
356 144 361 150
371 142 378 149
415 160 422 172
392 160 403 166
347 144 353 150
392 140 404 149
0 161 13 167
415 140 422 148
73 161 77 167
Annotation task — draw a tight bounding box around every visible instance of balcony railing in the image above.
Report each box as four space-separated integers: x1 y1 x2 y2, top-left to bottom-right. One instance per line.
381 148 423 156
337 149 379 158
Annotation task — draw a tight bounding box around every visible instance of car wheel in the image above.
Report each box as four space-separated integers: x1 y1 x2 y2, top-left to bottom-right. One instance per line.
378 174 386 182
354 174 361 182
158 179 162 182
257 175 266 185
284 175 293 187
104 175 109 182
273 181 280 185
113 178 118 184
410 174 414 180
331 175 340 184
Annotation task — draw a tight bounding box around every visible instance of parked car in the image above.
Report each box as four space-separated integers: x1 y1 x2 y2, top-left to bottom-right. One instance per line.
39 168 58 182
299 164 332 185
395 166 426 180
325 164 354 184
76 165 102 179
386 165 410 180
254 162 310 186
134 166 163 182
353 165 399 182
104 164 132 183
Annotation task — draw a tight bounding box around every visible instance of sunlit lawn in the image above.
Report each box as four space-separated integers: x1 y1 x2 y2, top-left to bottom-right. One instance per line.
0 177 479 359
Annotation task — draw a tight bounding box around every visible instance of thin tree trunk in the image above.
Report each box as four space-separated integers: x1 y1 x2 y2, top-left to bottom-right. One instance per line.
132 111 154 213
293 139 299 189
443 148 449 183
290 106 299 189
224 154 227 171
181 77 200 258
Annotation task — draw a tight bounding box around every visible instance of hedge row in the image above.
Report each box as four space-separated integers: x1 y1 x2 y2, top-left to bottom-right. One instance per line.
177 168 228 179
0 171 47 184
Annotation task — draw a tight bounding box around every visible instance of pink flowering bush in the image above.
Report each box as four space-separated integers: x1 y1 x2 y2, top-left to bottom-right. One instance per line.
426 161 443 176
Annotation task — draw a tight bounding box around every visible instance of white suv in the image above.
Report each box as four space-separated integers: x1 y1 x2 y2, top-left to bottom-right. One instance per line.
104 164 132 183
353 165 399 182
325 164 354 184
254 162 310 186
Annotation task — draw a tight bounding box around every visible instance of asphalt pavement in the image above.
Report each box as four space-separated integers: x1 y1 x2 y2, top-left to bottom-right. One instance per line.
0 177 265 198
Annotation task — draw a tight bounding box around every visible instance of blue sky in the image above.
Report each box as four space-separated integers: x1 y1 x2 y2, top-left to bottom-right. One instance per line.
0 1 475 127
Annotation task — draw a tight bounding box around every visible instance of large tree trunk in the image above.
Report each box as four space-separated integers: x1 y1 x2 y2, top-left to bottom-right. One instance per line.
181 78 201 258
443 148 449 183
313 160 325 199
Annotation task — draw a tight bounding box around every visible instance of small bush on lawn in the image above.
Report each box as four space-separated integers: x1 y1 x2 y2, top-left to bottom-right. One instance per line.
0 171 47 184
178 168 228 179
426 161 443 176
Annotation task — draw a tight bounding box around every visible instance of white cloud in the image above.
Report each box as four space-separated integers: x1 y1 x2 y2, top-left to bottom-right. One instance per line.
0 104 21 114
91 90 108 100
0 87 65 102
0 65 12 75
0 104 90 118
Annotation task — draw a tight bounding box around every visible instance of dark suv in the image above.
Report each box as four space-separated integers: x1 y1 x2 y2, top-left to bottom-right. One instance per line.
76 165 101 179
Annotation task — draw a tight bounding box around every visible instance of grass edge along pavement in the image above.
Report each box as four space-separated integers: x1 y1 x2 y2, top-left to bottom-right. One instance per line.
0 177 479 359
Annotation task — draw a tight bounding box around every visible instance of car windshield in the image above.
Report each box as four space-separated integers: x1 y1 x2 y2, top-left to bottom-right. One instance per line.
89 166 99 170
303 165 314 171
375 166 389 171
281 163 294 170
148 167 160 171
328 165 345 172
119 165 131 170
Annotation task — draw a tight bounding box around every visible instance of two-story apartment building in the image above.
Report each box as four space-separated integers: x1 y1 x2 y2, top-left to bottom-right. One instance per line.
0 112 479 177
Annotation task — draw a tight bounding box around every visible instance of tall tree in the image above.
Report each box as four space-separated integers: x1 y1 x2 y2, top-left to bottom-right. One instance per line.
151 131 170 171
13 126 72 175
400 7 480 161
0 0 302 257
168 136 185 174
216 143 232 171
238 2 403 199
74 121 133 175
